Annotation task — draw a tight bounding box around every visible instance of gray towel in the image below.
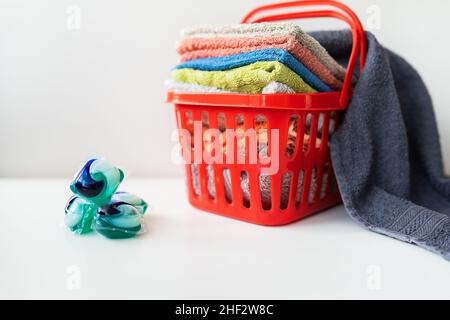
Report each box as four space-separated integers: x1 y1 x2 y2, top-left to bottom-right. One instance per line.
313 30 450 260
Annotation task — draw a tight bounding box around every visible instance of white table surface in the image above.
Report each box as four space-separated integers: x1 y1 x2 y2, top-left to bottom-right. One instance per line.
0 178 449 300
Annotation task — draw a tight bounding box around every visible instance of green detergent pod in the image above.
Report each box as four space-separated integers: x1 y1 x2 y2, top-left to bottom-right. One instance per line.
65 158 148 239
70 158 124 206
111 192 148 215
64 196 97 234
94 203 142 239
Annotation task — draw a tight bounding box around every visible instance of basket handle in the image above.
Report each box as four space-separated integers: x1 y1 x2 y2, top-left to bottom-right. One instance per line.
241 0 366 108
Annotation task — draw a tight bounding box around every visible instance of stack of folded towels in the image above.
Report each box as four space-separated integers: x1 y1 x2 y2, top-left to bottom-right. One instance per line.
168 22 347 94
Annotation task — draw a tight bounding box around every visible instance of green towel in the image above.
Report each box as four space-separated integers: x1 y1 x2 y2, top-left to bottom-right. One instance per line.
171 61 317 94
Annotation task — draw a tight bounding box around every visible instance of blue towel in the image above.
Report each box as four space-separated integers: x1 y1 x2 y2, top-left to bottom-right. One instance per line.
174 48 333 92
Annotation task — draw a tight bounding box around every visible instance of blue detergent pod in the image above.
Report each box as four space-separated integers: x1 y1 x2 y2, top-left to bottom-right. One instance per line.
64 196 97 234
70 158 124 206
94 201 143 239
66 158 147 239
111 192 148 215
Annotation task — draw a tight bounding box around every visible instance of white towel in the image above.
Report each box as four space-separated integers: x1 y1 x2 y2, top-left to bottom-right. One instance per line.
166 79 295 94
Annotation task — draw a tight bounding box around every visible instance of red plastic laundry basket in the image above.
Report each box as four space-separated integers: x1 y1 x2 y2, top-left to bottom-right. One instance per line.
168 0 367 226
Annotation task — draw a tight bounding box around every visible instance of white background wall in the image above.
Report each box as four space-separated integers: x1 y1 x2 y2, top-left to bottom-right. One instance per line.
1 0 449 177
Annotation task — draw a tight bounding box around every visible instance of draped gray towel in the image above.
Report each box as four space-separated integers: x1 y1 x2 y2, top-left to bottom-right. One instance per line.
312 30 450 260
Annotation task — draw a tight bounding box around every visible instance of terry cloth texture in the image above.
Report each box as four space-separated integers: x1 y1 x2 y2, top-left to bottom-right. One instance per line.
262 81 295 94
166 80 295 94
166 79 232 93
181 22 347 82
312 30 450 260
174 48 332 92
178 36 343 91
171 61 316 94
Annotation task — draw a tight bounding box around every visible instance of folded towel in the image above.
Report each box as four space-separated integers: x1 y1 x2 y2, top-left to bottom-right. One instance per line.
313 30 450 260
172 61 316 94
262 81 295 94
175 48 332 92
166 79 295 94
166 79 233 93
178 36 343 91
181 22 347 82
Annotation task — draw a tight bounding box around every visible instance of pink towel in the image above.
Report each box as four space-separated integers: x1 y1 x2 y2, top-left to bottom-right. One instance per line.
177 35 343 91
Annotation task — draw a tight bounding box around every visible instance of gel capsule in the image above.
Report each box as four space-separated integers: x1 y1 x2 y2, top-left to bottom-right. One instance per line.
70 158 124 206
111 192 148 215
94 202 142 239
64 196 97 234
